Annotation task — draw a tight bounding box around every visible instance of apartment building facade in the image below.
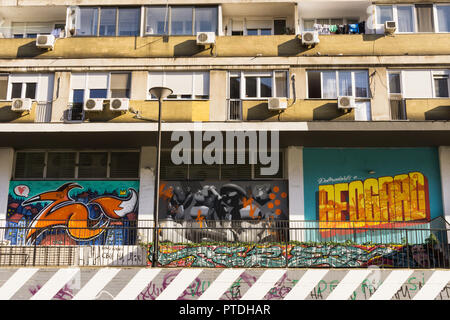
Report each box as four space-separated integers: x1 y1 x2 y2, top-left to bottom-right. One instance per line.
0 0 449 247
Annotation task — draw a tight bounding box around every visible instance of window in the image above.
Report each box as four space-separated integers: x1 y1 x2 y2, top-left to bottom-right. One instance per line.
397 6 414 33
391 69 450 98
76 7 140 37
160 150 283 180
376 6 393 24
0 75 7 100
148 71 209 99
10 82 37 100
434 75 449 98
307 70 369 99
14 151 139 179
437 5 450 32
229 71 288 99
246 20 273 36
71 72 131 102
110 73 131 98
145 6 218 35
415 4 434 33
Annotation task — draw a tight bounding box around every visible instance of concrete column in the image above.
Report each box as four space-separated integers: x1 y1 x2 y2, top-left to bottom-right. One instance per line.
369 67 390 121
209 70 227 121
287 146 304 241
439 146 450 224
290 68 306 100
138 146 156 242
50 72 71 122
0 148 14 220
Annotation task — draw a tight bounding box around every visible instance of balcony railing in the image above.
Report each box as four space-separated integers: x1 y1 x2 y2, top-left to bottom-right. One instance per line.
0 218 448 268
228 99 243 120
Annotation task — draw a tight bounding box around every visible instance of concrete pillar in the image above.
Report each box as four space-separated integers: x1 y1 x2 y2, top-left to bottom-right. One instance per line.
287 146 305 241
138 146 156 242
0 148 14 220
369 67 391 121
209 70 227 121
50 72 71 122
439 146 450 224
290 68 306 100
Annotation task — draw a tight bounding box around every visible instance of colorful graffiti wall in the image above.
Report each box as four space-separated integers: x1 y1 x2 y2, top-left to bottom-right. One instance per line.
303 148 443 236
7 180 139 245
159 180 288 221
147 243 442 268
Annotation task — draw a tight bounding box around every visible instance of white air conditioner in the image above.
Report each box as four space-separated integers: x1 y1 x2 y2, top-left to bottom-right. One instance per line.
301 31 319 45
337 96 356 109
109 98 130 111
196 32 216 45
36 34 56 49
384 21 397 34
83 98 104 112
11 98 32 112
268 98 288 110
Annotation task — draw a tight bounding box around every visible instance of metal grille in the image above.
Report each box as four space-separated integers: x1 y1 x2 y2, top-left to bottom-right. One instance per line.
228 99 243 120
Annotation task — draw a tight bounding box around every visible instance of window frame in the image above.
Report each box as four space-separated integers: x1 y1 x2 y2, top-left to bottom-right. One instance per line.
70 72 132 102
436 4 450 33
228 70 289 100
13 150 140 180
144 5 219 36
306 70 370 100
146 71 210 100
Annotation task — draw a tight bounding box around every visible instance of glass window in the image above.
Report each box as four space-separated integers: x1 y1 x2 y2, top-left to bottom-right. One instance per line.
275 71 287 97
14 152 45 178
247 29 258 35
71 89 85 121
437 6 450 32
195 7 217 33
110 152 139 178
189 164 220 180
77 7 98 36
118 8 140 36
338 71 353 97
146 6 169 34
171 7 193 35
78 152 108 178
354 71 369 97
416 4 434 33
307 71 321 98
260 29 272 35
110 73 130 98
397 6 414 33
0 75 7 100
274 20 286 35
376 6 393 24
229 76 241 99
46 152 76 178
89 89 107 99
389 73 401 94
322 72 337 98
99 8 116 36
260 77 272 97
254 152 283 179
245 77 257 97
25 83 37 99
11 83 22 99
434 76 449 97
303 20 315 31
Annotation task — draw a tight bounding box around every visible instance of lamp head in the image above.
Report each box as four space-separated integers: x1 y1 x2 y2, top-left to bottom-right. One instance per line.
149 87 173 100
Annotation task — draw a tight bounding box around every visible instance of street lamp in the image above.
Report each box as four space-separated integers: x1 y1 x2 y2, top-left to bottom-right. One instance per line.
149 86 172 267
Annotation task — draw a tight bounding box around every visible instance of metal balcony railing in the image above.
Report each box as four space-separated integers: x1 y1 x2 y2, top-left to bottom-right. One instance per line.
227 99 243 120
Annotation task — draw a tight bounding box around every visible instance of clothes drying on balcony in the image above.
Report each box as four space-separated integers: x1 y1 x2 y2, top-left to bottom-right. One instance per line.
313 22 365 34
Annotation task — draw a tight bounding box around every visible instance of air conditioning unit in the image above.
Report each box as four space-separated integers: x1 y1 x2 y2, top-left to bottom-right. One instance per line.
109 98 130 111
11 98 32 112
36 34 56 50
301 31 319 45
83 98 104 112
196 32 216 45
337 96 356 109
384 21 397 34
268 97 288 110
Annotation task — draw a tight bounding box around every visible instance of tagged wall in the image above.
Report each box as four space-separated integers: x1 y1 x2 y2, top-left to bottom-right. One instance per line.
303 148 443 236
6 180 139 245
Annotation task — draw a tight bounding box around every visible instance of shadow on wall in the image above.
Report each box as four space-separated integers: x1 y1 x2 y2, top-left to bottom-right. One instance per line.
0 105 27 122
313 103 353 121
277 37 312 56
16 41 47 58
174 40 209 57
246 102 278 120
424 105 450 121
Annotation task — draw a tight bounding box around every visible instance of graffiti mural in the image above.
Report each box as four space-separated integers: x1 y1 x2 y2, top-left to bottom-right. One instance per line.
6 181 139 245
157 180 288 243
303 148 443 237
148 243 444 268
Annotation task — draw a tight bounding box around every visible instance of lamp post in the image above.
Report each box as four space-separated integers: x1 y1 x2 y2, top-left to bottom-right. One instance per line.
149 86 172 267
